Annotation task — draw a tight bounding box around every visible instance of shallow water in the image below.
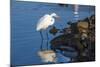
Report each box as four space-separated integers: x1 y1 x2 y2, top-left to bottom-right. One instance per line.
11 0 95 66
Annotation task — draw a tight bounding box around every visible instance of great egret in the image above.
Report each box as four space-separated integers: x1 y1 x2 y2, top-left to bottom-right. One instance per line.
36 13 60 50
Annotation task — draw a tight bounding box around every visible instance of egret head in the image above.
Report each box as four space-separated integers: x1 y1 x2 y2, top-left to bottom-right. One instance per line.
50 13 60 19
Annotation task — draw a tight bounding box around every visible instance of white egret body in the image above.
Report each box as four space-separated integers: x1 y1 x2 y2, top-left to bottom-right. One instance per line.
36 13 59 31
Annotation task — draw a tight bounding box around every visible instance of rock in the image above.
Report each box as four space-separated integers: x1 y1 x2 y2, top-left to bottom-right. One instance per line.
49 26 59 35
77 21 88 29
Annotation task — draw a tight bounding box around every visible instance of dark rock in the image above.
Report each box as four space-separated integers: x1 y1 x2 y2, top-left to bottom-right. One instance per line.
49 26 59 35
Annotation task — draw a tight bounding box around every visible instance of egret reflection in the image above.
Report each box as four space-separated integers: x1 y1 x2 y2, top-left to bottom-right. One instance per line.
38 50 57 63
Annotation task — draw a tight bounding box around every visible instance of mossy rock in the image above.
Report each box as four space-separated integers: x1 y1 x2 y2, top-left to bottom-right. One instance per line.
77 21 88 29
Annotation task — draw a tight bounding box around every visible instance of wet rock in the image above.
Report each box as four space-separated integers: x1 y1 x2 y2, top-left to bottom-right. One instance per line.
49 14 95 62
49 26 59 35
77 21 88 33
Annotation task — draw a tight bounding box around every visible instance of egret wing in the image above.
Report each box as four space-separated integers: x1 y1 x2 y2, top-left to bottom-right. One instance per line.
36 14 51 31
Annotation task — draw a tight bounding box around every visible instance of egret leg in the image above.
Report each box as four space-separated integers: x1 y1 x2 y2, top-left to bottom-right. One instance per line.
46 30 49 50
40 38 43 51
40 31 43 40
40 31 43 50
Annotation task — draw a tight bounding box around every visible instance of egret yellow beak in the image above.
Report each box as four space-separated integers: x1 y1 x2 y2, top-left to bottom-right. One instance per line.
56 16 60 20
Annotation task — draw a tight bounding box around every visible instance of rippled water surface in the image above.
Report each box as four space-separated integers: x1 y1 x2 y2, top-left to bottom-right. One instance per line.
11 0 95 66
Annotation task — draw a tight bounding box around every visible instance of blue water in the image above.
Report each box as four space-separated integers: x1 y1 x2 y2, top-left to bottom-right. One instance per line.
11 0 95 66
